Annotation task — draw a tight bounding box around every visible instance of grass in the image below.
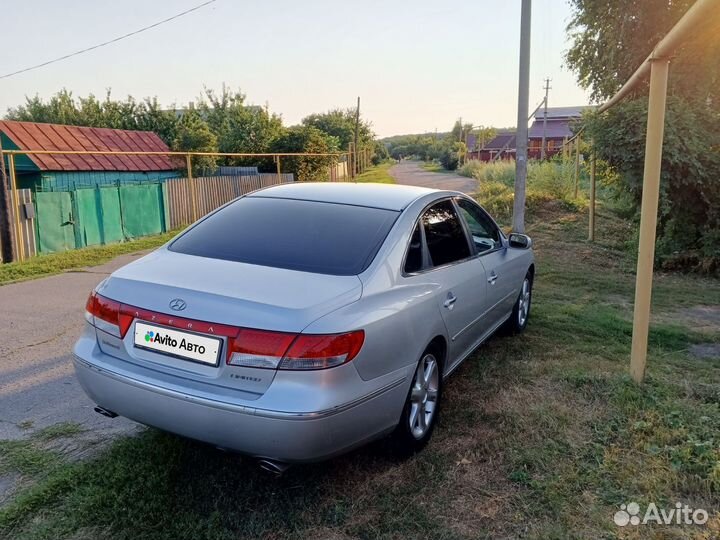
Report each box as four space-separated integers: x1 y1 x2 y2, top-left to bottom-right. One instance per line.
354 161 396 184
1 203 719 539
0 230 180 286
421 161 449 174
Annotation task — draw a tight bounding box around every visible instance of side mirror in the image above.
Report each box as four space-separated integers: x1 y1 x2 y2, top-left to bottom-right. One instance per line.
508 233 532 249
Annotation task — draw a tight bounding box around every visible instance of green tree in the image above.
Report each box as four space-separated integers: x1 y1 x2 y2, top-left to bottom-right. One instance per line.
172 110 218 175
271 125 339 182
302 109 374 151
566 0 720 272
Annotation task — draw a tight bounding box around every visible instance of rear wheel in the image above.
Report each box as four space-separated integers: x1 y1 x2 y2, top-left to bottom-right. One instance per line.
390 346 443 456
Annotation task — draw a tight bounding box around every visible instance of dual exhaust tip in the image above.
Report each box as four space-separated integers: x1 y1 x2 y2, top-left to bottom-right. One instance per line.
93 405 291 476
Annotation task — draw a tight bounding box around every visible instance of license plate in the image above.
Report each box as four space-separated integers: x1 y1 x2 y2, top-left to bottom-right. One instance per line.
134 321 222 366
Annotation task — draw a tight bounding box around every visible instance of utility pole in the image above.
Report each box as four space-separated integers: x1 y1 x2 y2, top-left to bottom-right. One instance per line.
540 77 551 160
353 96 360 176
0 141 16 263
512 0 532 234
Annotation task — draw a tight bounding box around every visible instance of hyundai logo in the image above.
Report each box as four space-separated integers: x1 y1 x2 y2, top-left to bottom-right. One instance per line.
169 298 187 311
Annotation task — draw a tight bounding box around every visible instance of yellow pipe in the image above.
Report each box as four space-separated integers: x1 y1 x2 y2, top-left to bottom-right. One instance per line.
185 154 197 222
589 151 596 242
8 154 24 261
4 150 347 158
630 59 670 383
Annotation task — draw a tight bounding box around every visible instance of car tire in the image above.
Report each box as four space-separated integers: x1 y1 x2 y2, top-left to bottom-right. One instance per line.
390 345 443 457
504 271 533 334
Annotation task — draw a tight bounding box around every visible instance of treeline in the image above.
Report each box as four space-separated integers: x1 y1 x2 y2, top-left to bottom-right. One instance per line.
5 87 387 181
383 121 496 170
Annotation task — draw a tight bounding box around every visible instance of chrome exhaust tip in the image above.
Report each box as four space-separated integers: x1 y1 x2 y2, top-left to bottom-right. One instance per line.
93 406 118 418
257 459 291 476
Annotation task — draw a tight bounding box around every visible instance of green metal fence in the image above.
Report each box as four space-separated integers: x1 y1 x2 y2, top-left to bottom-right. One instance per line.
35 183 166 254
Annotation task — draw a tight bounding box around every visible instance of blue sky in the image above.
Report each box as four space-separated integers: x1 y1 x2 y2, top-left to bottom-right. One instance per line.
0 0 590 137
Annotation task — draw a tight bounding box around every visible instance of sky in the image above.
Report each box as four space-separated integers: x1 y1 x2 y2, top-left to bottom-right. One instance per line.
0 0 590 138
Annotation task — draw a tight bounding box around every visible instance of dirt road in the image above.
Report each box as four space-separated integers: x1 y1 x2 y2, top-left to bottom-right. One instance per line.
389 160 477 194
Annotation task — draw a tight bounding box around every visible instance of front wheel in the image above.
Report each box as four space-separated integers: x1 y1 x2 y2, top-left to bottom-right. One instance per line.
390 347 443 456
505 272 532 334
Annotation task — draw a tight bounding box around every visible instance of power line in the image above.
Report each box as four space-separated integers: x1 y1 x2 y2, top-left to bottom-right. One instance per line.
0 0 217 80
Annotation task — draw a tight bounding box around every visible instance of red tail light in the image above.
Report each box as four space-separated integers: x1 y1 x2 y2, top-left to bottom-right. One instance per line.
280 331 365 370
85 291 132 338
228 329 365 370
85 290 365 370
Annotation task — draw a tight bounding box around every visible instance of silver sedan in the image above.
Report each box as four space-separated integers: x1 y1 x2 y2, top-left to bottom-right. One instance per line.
74 183 534 469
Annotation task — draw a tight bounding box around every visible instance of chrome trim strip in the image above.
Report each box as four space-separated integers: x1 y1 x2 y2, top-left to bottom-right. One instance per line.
73 355 405 420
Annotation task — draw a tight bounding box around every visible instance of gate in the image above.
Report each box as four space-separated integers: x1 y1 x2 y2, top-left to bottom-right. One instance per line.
35 192 76 253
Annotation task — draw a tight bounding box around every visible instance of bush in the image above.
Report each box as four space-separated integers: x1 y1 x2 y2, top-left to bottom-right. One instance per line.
439 148 460 170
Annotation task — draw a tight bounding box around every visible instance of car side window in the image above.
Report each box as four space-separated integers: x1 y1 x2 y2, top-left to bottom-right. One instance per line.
456 199 502 254
422 200 471 267
404 222 423 274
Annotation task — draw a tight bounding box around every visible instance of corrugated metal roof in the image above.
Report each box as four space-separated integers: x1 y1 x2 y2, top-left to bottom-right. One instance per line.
482 132 516 150
528 119 575 139
0 120 175 172
533 105 594 120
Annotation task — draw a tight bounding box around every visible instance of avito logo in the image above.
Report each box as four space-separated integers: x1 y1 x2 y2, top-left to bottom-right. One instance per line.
144 330 207 355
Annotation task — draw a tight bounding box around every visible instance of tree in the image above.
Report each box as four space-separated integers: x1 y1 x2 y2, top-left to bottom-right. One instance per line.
302 109 374 150
271 126 339 182
566 0 720 272
172 110 218 175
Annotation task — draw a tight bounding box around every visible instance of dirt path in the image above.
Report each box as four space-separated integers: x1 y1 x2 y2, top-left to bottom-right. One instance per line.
389 160 478 194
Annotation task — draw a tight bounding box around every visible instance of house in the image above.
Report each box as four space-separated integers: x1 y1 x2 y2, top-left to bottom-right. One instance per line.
469 131 517 162
0 120 178 191
528 106 592 159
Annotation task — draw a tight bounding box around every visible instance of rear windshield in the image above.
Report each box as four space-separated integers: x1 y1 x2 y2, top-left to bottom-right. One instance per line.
169 196 399 275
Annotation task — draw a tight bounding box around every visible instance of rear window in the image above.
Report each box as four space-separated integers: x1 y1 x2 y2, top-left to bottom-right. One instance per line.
169 197 399 275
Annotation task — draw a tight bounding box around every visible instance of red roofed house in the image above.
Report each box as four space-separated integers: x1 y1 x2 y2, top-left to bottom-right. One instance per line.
0 120 178 191
527 106 592 159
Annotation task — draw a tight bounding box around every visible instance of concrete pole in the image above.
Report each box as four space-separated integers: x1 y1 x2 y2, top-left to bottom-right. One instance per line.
630 59 670 383
540 78 550 160
589 151 596 241
512 0 531 234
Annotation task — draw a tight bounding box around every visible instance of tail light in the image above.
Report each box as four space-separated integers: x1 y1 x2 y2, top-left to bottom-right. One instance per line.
85 290 365 370
228 329 364 370
85 291 132 338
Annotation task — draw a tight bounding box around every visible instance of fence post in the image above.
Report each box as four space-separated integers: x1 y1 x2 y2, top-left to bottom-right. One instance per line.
186 153 198 222
275 155 281 183
630 58 670 384
589 150 596 242
348 143 355 179
574 135 581 198
8 155 24 261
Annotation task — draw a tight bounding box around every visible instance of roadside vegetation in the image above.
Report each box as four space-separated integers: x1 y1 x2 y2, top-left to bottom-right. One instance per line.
354 160 395 184
1 198 718 539
0 230 178 285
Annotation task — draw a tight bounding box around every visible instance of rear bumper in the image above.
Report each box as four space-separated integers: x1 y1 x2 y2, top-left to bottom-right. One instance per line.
73 353 409 463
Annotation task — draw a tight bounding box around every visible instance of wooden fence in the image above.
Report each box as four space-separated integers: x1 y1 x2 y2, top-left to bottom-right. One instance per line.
164 173 294 230
0 188 37 263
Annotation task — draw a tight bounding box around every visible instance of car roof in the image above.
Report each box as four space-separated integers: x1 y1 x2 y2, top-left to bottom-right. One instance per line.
247 182 439 211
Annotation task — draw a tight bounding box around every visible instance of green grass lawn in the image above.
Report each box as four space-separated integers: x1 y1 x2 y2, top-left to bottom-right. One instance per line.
354 161 395 183
1 203 719 539
0 230 180 286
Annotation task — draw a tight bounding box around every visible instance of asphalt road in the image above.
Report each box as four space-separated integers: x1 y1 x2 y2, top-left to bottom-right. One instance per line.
389 160 478 194
0 254 146 442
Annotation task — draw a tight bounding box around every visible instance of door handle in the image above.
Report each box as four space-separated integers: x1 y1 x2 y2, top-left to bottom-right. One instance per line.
443 293 457 309
487 271 498 284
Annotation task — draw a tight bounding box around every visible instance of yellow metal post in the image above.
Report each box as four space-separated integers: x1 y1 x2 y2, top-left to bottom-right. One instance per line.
8 155 24 261
563 137 568 161
186 154 198 222
574 135 581 198
630 59 670 383
275 155 281 183
589 151 596 242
